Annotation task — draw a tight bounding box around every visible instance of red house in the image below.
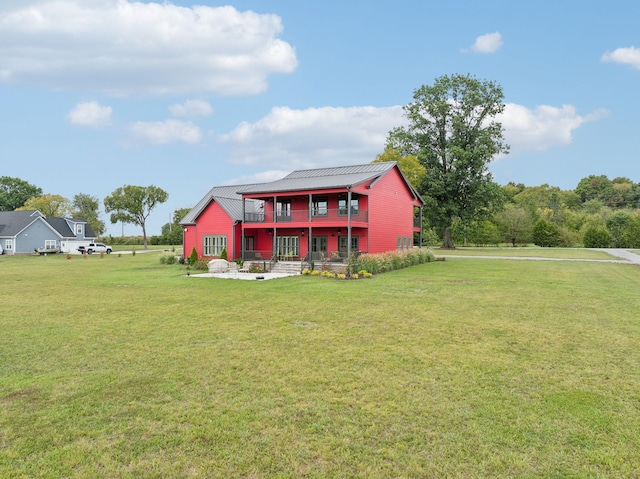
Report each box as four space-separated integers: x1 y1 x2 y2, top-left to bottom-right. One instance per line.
181 162 424 263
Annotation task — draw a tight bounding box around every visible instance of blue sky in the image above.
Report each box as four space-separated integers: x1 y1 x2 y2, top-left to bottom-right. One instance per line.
1 0 639 236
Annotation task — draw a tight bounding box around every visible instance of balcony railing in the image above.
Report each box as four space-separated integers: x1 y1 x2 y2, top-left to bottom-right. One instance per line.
244 208 368 224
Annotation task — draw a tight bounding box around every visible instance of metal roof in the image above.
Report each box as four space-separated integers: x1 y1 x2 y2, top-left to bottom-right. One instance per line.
180 184 262 224
180 162 424 224
237 162 396 195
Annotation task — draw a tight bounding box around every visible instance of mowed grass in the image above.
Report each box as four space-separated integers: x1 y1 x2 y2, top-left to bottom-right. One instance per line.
1 252 640 478
434 246 617 259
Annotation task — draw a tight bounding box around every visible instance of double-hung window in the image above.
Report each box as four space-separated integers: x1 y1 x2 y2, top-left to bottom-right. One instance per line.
203 235 227 257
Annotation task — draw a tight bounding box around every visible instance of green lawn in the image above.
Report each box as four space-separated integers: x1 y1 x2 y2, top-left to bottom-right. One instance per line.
1 252 639 478
434 246 617 259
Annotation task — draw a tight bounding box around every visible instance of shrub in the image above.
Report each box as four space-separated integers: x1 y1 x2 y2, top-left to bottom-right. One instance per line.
302 268 312 275
310 270 320 276
194 259 208 271
220 248 227 260
557 226 579 248
189 247 198 266
160 254 177 265
583 226 611 248
532 219 559 247
354 248 435 274
336 273 347 280
606 210 640 248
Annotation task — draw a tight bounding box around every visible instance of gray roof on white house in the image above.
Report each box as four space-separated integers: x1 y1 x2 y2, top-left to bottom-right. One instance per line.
0 210 44 236
180 184 262 225
237 162 397 195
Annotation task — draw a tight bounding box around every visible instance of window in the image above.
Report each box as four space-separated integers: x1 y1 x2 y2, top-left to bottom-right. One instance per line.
338 235 359 253
75 223 83 235
312 197 328 216
5 239 13 250
203 235 227 256
338 196 359 216
276 236 299 258
398 236 412 250
45 240 57 249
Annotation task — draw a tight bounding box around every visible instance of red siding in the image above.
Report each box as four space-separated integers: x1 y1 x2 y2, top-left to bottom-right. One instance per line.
186 165 422 259
183 200 236 259
367 167 417 253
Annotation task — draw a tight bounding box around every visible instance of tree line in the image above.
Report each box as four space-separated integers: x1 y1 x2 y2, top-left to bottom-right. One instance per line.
4 73 639 250
0 177 180 248
380 73 640 249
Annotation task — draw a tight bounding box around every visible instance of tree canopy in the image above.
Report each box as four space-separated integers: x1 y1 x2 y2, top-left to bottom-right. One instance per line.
0 176 42 211
73 193 106 236
104 185 168 249
387 73 509 247
17 194 73 217
372 147 426 189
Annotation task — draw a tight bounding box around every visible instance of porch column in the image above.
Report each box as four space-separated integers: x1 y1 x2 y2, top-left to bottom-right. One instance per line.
273 227 277 261
308 194 312 222
418 205 423 247
347 188 352 260
241 199 246 260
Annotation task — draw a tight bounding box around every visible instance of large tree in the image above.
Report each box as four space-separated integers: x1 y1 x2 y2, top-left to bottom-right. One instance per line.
0 176 42 211
160 207 192 245
104 185 168 249
17 194 73 217
387 74 509 248
73 193 106 236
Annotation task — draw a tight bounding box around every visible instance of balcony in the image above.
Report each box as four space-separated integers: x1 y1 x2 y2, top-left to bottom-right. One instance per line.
244 208 368 225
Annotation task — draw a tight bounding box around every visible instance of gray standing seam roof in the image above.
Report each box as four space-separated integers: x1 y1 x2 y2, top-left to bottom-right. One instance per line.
180 184 262 224
180 162 423 224
237 162 396 195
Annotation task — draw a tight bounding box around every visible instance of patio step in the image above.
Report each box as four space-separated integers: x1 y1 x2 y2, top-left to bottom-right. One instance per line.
270 261 303 274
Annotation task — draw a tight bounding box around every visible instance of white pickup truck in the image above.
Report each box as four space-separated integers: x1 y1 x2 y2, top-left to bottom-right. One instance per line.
78 242 112 254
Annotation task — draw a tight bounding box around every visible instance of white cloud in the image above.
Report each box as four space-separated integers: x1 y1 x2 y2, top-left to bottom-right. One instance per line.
129 120 202 145
470 32 503 54
500 103 608 155
217 102 605 169
0 1 297 96
66 101 112 127
224 170 293 185
601 46 640 69
170 99 213 117
218 105 405 170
